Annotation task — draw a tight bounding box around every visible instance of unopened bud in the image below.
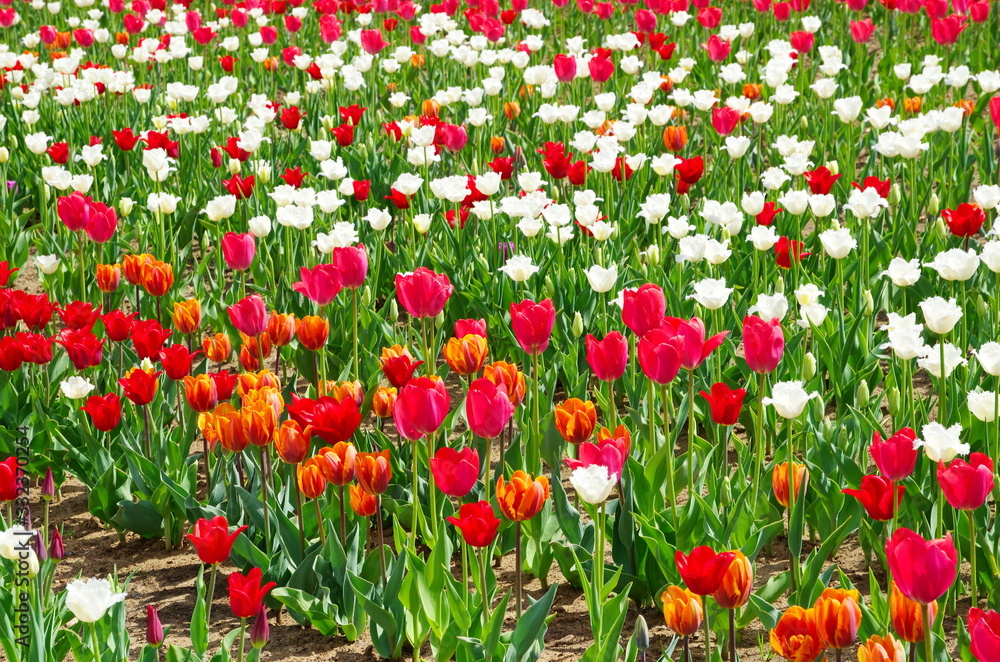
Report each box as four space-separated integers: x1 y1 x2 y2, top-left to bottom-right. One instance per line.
928 192 940 216
887 387 901 419
644 243 660 265
49 528 64 561
227 158 241 175
543 275 555 300
634 615 650 652
720 475 732 506
862 290 874 316
250 605 269 648
119 197 134 217
977 294 989 318
825 160 839 176
572 312 584 338
434 311 444 328
361 286 373 308
0 147 9 163
320 114 336 130
41 468 55 500
388 300 399 321
889 183 902 206
802 352 816 381
146 605 164 648
775 275 785 294
812 395 825 420
857 380 870 409
32 530 47 564
800 115 809 131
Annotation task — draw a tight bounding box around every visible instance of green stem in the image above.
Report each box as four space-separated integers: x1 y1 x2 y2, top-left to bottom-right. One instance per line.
688 371 696 492
411 440 420 551
352 289 360 379
479 546 490 624
969 510 977 605
531 352 541 475
662 385 678 533
314 498 327 545
922 603 934 662
703 599 711 661
787 419 799 593
89 622 101 662
427 432 439 546
206 564 217 631
237 618 247 662
515 521 523 618
259 447 270 551
939 337 947 425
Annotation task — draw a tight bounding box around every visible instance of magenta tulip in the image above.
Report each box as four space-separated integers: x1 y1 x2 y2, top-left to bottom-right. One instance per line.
585 331 628 382
465 378 514 439
429 447 480 497
742 315 784 374
222 232 256 271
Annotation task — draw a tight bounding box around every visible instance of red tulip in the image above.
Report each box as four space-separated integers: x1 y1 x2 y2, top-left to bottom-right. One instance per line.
130 320 172 359
553 53 577 82
941 203 985 238
637 327 684 384
331 244 368 289
622 284 666 337
395 268 454 319
0 260 18 288
969 608 1000 662
703 34 731 61
991 97 1000 134
455 318 487 338
228 568 276 619
446 501 500 547
742 315 784 374
804 166 842 195
119 368 161 406
842 474 904 521
774 236 810 268
57 192 92 232
660 317 728 371
585 331 628 382
465 378 514 439
430 447 480 497
0 337 23 372
292 263 343 306
393 376 450 441
101 310 138 342
185 516 248 565
222 232 256 271
58 301 101 331
698 383 746 426
286 396 361 444
0 456 21 501
870 428 918 481
938 453 995 511
160 344 200 380
56 330 105 370
85 203 118 243
675 546 737 596
227 295 268 337
509 298 555 355
80 393 122 432
885 528 957 604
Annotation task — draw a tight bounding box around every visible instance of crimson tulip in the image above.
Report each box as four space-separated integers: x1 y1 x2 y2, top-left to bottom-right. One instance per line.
938 452 995 511
465 378 514 439
56 330 105 370
742 315 784 374
842 475 904 521
675 546 737 596
393 376 450 441
585 331 628 381
447 501 500 547
228 568 276 619
775 237 810 268
870 428 918 481
130 320 172 360
509 298 555 355
803 166 842 195
160 344 200 380
969 608 1000 662
286 395 361 444
0 456 20 501
395 267 454 319
80 393 123 432
622 284 666 337
101 310 138 342
942 203 986 238
186 516 248 565
429 447 480 497
699 383 746 426
58 301 102 331
885 528 957 604
293 263 343 306
119 368 161 406
227 295 268 338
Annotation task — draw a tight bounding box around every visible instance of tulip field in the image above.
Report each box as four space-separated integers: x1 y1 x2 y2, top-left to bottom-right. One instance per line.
4 0 1000 659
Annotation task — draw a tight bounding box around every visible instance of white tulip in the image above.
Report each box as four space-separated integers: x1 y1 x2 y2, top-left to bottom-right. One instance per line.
65 578 127 623
763 381 820 419
915 422 968 462
569 464 617 504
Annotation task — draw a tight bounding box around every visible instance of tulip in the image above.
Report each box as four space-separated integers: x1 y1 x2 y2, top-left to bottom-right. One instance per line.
288 396 361 444
430 447 480 497
770 606 825 662
274 421 311 465
585 331 628 383
661 586 703 641
0 456 20 502
173 299 202 335
857 634 906 662
465 378 514 440
890 580 935 643
349 485 378 517
393 377 449 441
814 587 861 650
699 383 746 426
221 232 256 271
296 315 329 351
292 264 343 306
80 393 122 432
65 577 127 623
442 334 489 375
228 567 276 619
483 361 527 406
622 284 667 337
497 470 549 615
146 605 164 647
186 516 248 565
447 501 500 548
637 328 684 384
969 608 1000 662
379 345 424 387
712 550 753 609
554 399 597 445
742 315 784 374
675 546 737 596
355 449 392 495
119 367 161 407
569 464 616 504
395 267 454 319
509 298 555 355
938 452 994 511
203 333 232 363
227 295 268 339
371 386 397 418
870 428 918 481
772 462 808 508
564 435 628 480
843 475 904 521
297 457 327 500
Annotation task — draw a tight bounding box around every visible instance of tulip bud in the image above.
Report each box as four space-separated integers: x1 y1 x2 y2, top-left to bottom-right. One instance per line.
857 380 870 408
32 530 47 564
633 615 650 651
825 160 839 175
721 228 731 244
41 468 55 501
862 290 874 316
977 294 989 318
887 387 901 419
227 158 241 175
389 300 399 321
250 605 269 648
645 243 660 265
320 114 336 130
821 417 836 439
119 197 134 217
932 217 947 240
49 528 64 561
720 475 732 506
775 275 785 294
146 605 164 648
812 395 825 420
928 192 940 216
800 115 809 131
362 286 373 307
543 275 555 300
889 183 902 206
0 147 9 163
476 253 490 271
802 352 816 381
572 312 584 338
435 311 444 328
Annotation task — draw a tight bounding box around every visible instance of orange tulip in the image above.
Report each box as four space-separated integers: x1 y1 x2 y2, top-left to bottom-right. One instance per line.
875 97 896 111
772 462 809 508
316 443 357 485
442 334 489 375
296 315 329 351
356 449 392 495
662 125 689 153
858 634 906 662
814 587 861 649
275 420 311 464
323 380 363 407
203 333 232 363
372 386 397 418
96 264 121 292
496 471 550 521
421 99 440 117
236 371 280 399
903 97 922 114
503 101 521 119
297 457 327 499
262 56 279 71
141 259 174 297
240 397 278 447
954 99 975 117
240 332 272 367
350 484 378 516
409 53 425 68
554 399 597 445
770 606 826 662
172 299 202 335
661 586 703 637
114 31 129 45
712 550 753 609
890 581 935 643
267 312 296 347
183 374 219 413
212 403 248 453
742 83 763 100
483 361 526 406
490 136 505 155
122 253 153 285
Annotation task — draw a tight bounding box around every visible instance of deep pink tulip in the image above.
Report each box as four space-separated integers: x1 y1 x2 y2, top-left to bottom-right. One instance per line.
969 609 1000 662
222 232 256 271
885 528 957 604
850 18 876 42
553 54 577 82
710 107 741 136
395 268 454 319
359 28 388 53
564 437 627 479
585 331 628 382
84 202 117 243
331 244 368 289
429 447 480 497
869 428 918 482
742 315 784 374
226 294 267 337
938 453 995 511
293 263 343 306
622 284 666 337
393 376 449 441
465 378 513 439
637 328 684 385
660 317 728 371
510 298 555 355
703 34 731 61
57 192 92 232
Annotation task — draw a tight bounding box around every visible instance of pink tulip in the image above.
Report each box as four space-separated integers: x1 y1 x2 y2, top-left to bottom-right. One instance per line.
465 378 513 439
222 232 255 271
227 295 267 337
84 203 117 243
585 332 628 382
395 268 454 319
711 107 741 136
660 317 729 371
293 264 343 306
742 315 784 374
393 376 449 441
885 528 957 604
553 54 577 82
429 447 480 497
622 284 666 337
703 34 731 62
359 28 388 54
331 244 368 289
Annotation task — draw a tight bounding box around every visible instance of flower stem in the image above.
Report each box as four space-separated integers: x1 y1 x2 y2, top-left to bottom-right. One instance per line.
688 371 696 491
969 509 977 605
515 521 523 618
206 564 217 631
662 385 678 533
237 618 247 662
922 602 934 662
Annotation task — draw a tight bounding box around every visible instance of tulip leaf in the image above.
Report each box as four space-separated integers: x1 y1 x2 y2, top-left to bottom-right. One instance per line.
503 583 558 662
